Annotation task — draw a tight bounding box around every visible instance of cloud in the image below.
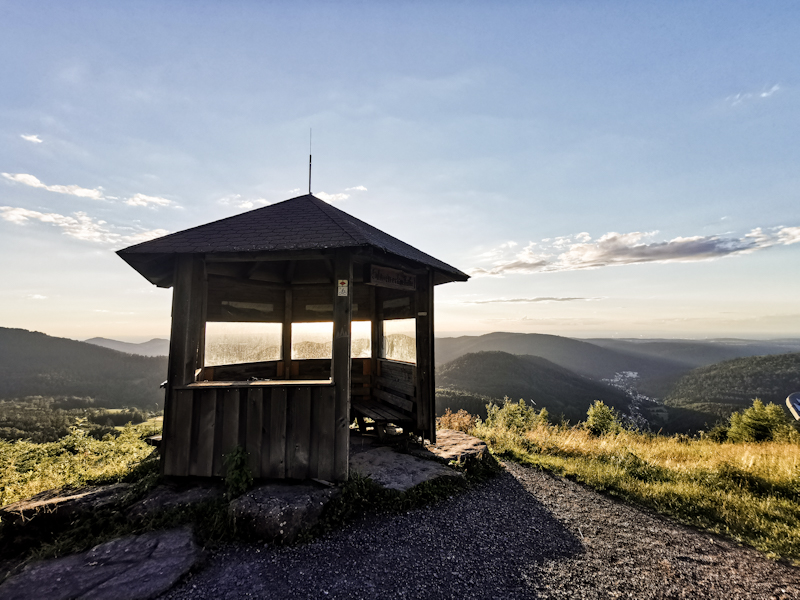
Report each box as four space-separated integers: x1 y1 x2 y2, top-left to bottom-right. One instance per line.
28 294 47 300
2 173 104 200
727 84 780 106
0 206 168 247
316 186 367 203
470 226 800 277
316 191 350 203
125 193 172 207
466 297 603 304
21 134 43 144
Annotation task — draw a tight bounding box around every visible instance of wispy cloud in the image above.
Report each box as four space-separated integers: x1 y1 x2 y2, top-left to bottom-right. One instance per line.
2 173 104 200
465 297 603 304
28 294 47 300
217 194 271 210
727 84 781 106
125 193 172 207
316 186 368 203
0 206 168 247
470 226 800 277
21 134 43 144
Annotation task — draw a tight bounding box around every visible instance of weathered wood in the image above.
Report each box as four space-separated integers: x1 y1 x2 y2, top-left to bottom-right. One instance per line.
370 286 380 373
332 249 352 481
376 375 415 397
245 388 264 476
351 399 409 423
315 387 336 480
350 387 371 397
372 388 414 413
283 289 293 379
379 359 414 381
286 387 311 479
165 389 194 476
162 254 205 474
220 389 241 466
415 270 434 442
267 387 287 478
189 389 217 477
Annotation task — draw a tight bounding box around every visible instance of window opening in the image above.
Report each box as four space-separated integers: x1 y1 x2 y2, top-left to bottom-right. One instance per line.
382 318 416 363
204 322 282 367
291 322 333 360
352 321 371 358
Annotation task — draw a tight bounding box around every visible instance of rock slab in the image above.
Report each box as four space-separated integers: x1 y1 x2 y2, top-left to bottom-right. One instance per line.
0 483 130 526
0 527 201 600
229 483 340 544
128 484 225 520
425 429 489 463
349 445 463 491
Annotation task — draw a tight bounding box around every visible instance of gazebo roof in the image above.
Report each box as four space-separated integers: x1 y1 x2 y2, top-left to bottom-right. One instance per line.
118 194 469 287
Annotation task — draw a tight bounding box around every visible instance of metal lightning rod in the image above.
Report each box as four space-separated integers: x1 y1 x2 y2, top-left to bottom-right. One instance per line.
308 129 312 194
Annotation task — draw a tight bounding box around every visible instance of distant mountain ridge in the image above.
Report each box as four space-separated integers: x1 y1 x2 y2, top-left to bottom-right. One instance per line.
0 328 167 408
437 351 632 424
435 332 691 397
84 337 170 357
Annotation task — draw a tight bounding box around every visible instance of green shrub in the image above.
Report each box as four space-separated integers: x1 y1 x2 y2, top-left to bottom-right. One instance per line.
485 398 548 434
585 400 621 436
223 446 253 499
727 399 796 443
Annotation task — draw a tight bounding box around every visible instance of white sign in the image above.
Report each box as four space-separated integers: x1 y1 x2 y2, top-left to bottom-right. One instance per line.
337 279 349 296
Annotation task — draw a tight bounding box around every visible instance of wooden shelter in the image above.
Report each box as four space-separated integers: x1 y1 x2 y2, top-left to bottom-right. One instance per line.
118 194 469 481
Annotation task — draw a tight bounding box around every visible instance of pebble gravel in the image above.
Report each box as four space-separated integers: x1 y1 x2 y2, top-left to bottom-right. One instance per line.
160 462 800 599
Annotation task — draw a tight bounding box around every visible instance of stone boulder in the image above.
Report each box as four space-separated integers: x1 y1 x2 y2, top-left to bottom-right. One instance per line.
128 483 225 520
0 527 201 600
426 429 489 463
229 482 340 544
349 445 463 492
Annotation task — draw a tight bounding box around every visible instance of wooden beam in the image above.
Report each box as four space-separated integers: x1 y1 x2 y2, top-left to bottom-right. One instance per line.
415 269 434 443
163 254 206 473
332 249 352 481
284 260 296 284
283 289 293 379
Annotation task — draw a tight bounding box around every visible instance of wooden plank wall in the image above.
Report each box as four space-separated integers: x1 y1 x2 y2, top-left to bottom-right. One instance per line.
163 385 339 481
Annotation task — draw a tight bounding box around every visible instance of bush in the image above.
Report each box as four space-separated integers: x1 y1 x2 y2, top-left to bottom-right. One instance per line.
438 409 477 433
727 399 797 443
585 400 621 436
485 398 548 434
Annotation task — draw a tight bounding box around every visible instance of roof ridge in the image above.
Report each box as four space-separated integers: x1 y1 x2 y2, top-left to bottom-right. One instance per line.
306 195 366 246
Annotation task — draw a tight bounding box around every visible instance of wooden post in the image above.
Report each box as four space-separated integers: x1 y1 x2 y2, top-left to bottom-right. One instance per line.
163 254 206 474
283 289 293 379
370 286 379 378
415 269 435 443
332 249 352 480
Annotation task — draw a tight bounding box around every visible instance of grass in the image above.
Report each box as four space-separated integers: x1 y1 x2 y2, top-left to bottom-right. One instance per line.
0 420 162 508
471 402 800 562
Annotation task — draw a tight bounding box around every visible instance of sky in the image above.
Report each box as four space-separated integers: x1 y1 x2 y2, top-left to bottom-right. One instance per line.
1 1 799 342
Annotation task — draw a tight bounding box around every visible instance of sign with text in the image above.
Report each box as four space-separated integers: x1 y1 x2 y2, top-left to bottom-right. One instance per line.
366 264 416 291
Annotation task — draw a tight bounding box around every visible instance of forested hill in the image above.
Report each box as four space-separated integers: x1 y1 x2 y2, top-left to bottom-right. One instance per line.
437 351 631 424
664 352 800 426
435 332 690 397
0 327 167 409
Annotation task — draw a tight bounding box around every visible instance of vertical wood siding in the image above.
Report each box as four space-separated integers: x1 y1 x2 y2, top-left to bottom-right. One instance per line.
162 385 339 480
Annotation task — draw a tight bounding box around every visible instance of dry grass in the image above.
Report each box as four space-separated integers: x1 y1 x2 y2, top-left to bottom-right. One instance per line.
438 408 478 433
0 421 161 507
472 411 800 562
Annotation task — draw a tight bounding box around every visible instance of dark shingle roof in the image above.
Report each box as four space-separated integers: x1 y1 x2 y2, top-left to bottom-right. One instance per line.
117 194 468 285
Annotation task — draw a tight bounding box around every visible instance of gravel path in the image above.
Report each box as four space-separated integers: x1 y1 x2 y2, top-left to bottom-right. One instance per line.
161 462 800 600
